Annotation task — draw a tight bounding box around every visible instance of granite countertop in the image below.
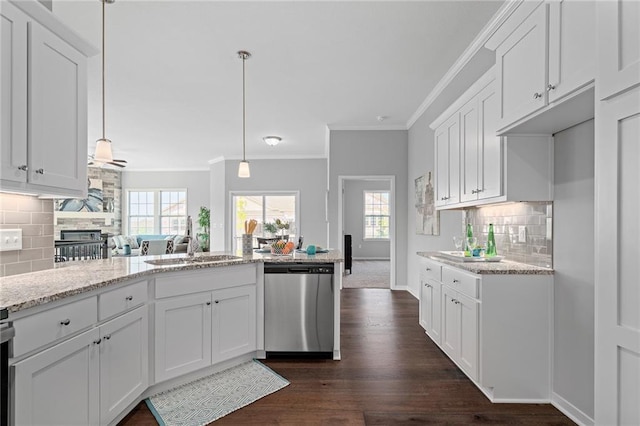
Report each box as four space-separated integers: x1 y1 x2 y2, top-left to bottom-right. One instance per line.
0 250 343 314
417 251 553 275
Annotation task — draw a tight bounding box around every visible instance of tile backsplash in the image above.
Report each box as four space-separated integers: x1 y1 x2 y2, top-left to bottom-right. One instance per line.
463 202 553 268
0 193 55 277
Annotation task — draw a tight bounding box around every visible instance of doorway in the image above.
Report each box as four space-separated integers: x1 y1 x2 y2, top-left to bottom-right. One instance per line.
338 176 395 289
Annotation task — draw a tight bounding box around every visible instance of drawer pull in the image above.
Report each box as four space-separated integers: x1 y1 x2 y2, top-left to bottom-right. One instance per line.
125 296 133 301
453 279 459 283
547 84 556 91
60 319 71 326
206 302 211 306
18 165 28 171
35 168 44 174
533 92 543 99
215 300 219 304
93 338 102 345
103 334 111 340
425 283 431 288
426 267 431 271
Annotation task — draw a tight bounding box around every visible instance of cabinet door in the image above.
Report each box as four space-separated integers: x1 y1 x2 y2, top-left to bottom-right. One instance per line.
598 0 640 100
496 3 547 128
460 98 479 203
13 328 100 426
100 306 149 425
477 83 502 200
419 278 430 331
427 279 442 345
155 293 212 382
212 285 256 364
458 292 479 381
441 286 460 360
435 114 460 206
548 0 595 103
28 22 87 192
0 2 28 183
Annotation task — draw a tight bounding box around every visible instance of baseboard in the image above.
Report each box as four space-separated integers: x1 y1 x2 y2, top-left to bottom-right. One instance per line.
352 257 390 261
406 286 419 299
393 284 410 293
551 392 594 426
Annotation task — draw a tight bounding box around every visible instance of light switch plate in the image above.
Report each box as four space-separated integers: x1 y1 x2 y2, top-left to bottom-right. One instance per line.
0 229 23 251
518 226 526 243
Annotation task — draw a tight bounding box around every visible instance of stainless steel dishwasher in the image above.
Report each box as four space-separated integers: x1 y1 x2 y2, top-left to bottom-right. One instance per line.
264 263 334 356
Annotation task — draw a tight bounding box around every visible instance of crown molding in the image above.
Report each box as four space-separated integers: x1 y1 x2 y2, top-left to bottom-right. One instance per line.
406 0 522 129
327 124 408 131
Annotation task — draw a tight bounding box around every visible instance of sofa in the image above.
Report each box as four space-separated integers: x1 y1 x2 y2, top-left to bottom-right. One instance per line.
110 234 189 256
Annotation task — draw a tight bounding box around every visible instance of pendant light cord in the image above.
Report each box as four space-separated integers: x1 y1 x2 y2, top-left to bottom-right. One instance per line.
101 0 106 140
242 53 246 162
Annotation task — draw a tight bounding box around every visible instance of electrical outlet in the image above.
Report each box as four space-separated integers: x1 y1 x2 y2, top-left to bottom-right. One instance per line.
518 226 526 243
0 229 22 251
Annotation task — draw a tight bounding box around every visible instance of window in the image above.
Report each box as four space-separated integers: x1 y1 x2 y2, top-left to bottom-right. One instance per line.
364 191 390 239
127 190 187 235
231 193 298 250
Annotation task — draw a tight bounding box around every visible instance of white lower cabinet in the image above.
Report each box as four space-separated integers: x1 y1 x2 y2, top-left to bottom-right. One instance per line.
13 305 148 426
417 255 552 401
155 284 256 383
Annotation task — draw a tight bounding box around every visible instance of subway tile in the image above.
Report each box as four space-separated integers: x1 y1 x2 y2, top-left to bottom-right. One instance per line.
0 194 20 211
0 251 20 264
4 211 32 225
42 247 55 259
42 200 53 211
18 248 43 261
19 225 43 236
32 212 54 225
4 261 33 276
43 224 54 236
20 237 32 249
17 196 44 212
32 235 54 248
31 258 53 272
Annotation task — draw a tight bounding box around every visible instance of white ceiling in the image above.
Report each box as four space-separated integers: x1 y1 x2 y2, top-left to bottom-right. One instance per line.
52 0 503 171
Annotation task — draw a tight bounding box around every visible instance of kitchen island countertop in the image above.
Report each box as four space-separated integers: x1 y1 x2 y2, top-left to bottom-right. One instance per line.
0 250 343 314
417 251 553 275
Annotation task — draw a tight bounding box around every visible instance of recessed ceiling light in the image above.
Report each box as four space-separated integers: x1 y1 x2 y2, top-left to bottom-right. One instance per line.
263 136 282 146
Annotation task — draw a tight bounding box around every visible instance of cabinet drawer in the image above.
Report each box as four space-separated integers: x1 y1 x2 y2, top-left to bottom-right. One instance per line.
99 280 148 321
442 267 479 299
420 258 441 282
155 264 257 299
13 296 97 357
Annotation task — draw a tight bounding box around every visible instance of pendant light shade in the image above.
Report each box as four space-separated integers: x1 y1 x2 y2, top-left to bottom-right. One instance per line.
238 50 251 178
94 138 113 163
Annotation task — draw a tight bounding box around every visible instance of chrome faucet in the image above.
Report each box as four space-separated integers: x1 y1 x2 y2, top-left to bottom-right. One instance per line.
186 216 199 256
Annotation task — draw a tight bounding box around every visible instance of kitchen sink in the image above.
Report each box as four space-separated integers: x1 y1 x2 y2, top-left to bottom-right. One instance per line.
145 254 241 266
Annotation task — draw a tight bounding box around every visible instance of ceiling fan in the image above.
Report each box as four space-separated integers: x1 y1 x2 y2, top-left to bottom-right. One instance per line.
88 154 127 168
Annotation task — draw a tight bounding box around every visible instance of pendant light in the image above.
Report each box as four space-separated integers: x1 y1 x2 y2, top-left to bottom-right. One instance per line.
237 50 251 178
94 0 126 167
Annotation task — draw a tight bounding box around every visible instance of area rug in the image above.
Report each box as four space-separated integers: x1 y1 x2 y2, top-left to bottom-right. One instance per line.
145 360 289 426
342 260 390 289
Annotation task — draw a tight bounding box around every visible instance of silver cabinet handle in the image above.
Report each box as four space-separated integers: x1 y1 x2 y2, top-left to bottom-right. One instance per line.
471 189 477 194
18 165 28 171
93 338 102 345
426 267 431 271
206 302 211 306
35 168 44 174
547 84 556 91
215 300 219 304
103 334 111 340
441 196 450 201
125 296 133 301
453 279 459 283
533 92 543 99
425 283 432 288
476 189 483 193
60 319 71 326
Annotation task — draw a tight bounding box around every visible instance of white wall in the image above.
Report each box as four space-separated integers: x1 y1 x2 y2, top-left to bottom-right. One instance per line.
219 158 328 251
406 50 495 297
552 120 594 420
328 130 408 287
121 170 210 230
344 179 391 259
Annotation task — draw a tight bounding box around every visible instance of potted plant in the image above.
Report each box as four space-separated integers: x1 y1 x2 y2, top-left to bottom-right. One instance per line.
197 206 210 252
263 221 277 236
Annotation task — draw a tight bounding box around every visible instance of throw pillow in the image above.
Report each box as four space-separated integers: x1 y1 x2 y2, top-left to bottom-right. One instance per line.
123 235 139 249
173 235 186 245
113 235 125 249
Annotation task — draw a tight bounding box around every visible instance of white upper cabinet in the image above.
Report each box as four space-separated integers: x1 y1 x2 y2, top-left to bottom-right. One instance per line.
486 0 596 135
0 0 96 197
434 113 460 207
598 0 640 100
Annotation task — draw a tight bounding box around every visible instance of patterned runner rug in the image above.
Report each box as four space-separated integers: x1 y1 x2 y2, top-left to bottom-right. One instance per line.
146 360 289 425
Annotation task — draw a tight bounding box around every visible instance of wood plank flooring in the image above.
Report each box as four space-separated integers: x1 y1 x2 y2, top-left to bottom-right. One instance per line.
119 289 574 425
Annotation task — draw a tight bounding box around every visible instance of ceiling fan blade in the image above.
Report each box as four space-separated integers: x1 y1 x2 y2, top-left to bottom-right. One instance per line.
111 159 128 163
88 161 95 165
108 161 126 168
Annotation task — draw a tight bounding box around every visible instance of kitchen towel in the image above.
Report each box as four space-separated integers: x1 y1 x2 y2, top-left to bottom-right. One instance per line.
146 360 289 426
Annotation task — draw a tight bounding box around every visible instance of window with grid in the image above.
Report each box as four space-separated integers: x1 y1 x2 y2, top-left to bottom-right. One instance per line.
127 190 187 235
364 191 390 239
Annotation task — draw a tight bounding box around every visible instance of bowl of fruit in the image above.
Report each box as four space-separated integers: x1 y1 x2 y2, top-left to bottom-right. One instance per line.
270 240 295 255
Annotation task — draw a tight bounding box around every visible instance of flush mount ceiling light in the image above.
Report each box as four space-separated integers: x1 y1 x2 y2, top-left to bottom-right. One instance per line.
237 50 251 178
263 136 282 146
91 0 127 169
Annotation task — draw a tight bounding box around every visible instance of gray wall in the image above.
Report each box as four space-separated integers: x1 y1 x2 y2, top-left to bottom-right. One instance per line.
552 120 594 419
121 170 210 233
328 130 408 287
219 158 328 251
406 49 495 296
344 179 391 259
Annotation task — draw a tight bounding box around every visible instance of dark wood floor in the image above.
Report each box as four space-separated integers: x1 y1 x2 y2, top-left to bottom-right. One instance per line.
119 289 574 425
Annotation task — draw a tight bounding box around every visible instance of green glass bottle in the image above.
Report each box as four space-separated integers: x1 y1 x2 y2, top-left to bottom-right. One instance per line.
465 223 473 257
486 223 497 257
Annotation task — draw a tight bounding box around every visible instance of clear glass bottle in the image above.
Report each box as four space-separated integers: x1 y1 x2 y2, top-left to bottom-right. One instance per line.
465 223 473 256
486 223 497 257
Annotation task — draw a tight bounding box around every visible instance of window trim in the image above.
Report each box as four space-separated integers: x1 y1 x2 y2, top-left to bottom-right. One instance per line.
229 190 300 251
362 189 390 240
125 188 188 235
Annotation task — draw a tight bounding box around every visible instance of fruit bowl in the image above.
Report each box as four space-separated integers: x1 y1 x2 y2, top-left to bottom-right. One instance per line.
270 240 295 255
